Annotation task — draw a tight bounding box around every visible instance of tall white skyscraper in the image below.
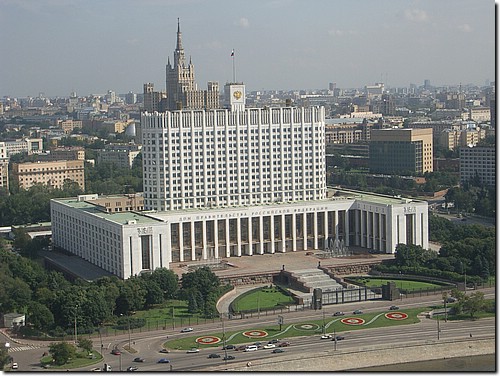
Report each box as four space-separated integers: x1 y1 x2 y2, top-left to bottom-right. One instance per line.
141 105 326 211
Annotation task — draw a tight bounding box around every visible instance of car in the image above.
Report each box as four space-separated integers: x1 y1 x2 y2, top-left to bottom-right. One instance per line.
320 334 332 339
222 344 235 350
235 345 247 351
389 305 400 310
187 348 200 353
333 335 345 341
180 327 193 333
268 339 279 344
90 367 101 372
158 358 170 363
272 348 285 353
263 343 276 349
133 357 145 363
353 309 363 314
333 311 345 316
278 341 290 347
446 297 457 303
159 348 170 353
223 355 235 361
11 363 18 370
208 353 221 358
126 366 138 372
111 348 121 355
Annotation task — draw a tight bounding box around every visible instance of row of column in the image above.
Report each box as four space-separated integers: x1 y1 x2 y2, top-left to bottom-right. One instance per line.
171 210 350 262
352 210 387 252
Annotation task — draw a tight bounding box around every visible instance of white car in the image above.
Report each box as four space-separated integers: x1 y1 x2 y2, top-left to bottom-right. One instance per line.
180 327 194 333
263 343 276 349
320 334 332 339
12 363 18 370
186 348 199 353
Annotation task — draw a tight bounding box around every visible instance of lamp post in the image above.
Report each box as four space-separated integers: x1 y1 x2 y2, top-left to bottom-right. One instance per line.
222 315 227 365
120 314 131 350
74 304 79 344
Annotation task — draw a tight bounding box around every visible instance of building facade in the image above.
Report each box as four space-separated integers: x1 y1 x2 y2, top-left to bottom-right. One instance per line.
12 160 85 190
459 146 495 187
97 144 142 169
141 106 326 211
51 189 428 279
369 128 433 175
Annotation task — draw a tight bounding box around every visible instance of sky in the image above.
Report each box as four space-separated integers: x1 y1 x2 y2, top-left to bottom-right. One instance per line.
0 0 495 98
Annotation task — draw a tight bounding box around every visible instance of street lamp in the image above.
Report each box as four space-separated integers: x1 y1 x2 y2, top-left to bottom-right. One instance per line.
74 304 79 344
120 314 132 350
221 314 228 365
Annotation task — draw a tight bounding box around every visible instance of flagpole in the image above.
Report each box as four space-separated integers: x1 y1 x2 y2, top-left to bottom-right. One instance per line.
232 49 236 83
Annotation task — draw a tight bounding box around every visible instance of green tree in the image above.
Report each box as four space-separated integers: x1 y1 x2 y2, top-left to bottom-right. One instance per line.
462 291 487 319
150 268 179 299
0 345 12 370
28 301 54 331
49 342 77 366
77 338 93 353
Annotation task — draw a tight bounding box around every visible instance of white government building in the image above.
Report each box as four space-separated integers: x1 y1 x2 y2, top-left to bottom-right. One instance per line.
50 23 428 279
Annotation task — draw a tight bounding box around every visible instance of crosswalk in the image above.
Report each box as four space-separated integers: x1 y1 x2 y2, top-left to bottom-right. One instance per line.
8 345 41 352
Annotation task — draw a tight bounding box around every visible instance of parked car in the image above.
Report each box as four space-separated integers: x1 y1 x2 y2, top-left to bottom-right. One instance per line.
126 366 138 372
133 357 145 363
353 309 363 314
208 353 221 358
263 343 276 349
278 341 290 347
158 358 170 363
159 348 170 353
180 327 193 333
389 305 399 310
333 311 345 316
222 344 235 350
187 348 200 353
223 355 235 361
272 348 285 353
111 348 121 355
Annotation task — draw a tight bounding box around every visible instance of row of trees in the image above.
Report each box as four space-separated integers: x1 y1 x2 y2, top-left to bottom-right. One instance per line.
0 240 225 338
374 216 495 282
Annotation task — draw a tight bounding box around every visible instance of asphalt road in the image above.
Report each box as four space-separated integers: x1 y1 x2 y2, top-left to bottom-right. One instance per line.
7 288 494 372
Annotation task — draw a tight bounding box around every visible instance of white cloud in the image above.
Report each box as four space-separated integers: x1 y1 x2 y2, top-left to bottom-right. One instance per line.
235 17 250 28
404 8 429 23
458 24 473 33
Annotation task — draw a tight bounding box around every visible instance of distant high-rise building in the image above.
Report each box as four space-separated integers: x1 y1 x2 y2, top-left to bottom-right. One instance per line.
165 19 219 111
142 83 166 112
423 79 431 89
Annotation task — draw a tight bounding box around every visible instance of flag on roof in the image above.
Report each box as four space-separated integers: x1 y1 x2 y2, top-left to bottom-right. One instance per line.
231 49 234 57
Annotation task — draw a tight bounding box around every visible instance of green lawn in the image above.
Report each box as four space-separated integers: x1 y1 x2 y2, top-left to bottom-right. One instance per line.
165 307 425 350
348 277 448 292
231 287 295 312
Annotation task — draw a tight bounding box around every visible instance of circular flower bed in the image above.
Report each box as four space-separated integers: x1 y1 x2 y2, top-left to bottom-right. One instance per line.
242 330 268 338
385 312 408 320
293 323 320 331
195 336 221 344
340 317 365 325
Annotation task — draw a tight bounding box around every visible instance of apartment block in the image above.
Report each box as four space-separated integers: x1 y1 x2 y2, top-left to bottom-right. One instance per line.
460 146 495 187
97 144 142 169
12 160 85 190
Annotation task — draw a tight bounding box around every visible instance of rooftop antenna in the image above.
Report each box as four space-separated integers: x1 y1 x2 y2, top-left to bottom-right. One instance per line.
231 49 236 83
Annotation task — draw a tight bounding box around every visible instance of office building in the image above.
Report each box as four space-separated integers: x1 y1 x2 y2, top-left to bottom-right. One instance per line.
460 146 495 187
97 144 142 169
369 128 433 175
0 142 8 189
3 137 43 156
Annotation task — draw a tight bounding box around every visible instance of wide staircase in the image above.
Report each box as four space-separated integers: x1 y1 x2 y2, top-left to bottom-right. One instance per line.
287 268 345 306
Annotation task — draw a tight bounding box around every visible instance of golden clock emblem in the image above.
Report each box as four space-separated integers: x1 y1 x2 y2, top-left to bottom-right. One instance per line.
233 90 242 100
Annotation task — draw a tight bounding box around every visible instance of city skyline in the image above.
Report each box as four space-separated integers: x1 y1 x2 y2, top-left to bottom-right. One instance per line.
0 0 495 98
